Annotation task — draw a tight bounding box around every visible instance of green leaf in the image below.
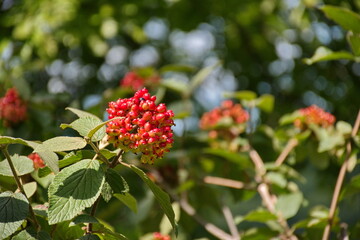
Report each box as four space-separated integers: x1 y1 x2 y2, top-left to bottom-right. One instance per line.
35 137 87 152
159 64 196 73
106 169 129 194
66 107 101 120
256 94 274 113
73 214 99 225
0 136 30 146
87 117 122 140
92 223 128 240
130 165 177 234
347 31 360 56
80 235 101 240
188 62 220 95
114 193 138 213
320 5 360 33
52 220 85 239
224 90 257 100
275 192 303 219
0 192 29 239
203 148 251 168
61 116 105 142
0 154 34 176
23 182 37 198
48 159 105 224
160 79 188 94
101 182 113 202
266 172 287 188
303 46 354 65
336 121 352 135
279 111 302 125
12 229 51 240
37 151 59 174
243 209 278 222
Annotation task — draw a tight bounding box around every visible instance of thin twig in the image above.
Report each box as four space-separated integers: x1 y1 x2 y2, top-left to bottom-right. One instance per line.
86 138 110 165
110 149 124 168
87 197 100 233
275 138 298 166
222 205 240 239
0 145 40 231
204 176 246 189
322 110 360 240
249 149 266 176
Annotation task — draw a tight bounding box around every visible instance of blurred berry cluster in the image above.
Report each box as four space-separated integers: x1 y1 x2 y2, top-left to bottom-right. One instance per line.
28 153 45 169
106 88 174 164
0 88 27 127
120 71 160 91
200 100 249 139
152 232 171 240
294 105 335 129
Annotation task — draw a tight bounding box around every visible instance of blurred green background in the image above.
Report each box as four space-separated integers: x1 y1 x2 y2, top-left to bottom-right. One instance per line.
1 0 360 239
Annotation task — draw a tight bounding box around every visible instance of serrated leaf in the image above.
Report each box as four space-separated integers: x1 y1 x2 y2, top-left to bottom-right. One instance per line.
303 46 354 65
101 182 113 202
79 235 101 240
106 169 129 194
320 5 360 33
0 192 29 240
0 154 34 176
243 209 278 222
114 193 138 213
347 31 360 56
73 214 99 225
23 182 37 198
48 159 105 225
275 192 303 219
37 151 59 174
256 94 274 113
62 116 105 142
12 229 51 240
66 107 101 120
130 165 177 234
35 137 87 152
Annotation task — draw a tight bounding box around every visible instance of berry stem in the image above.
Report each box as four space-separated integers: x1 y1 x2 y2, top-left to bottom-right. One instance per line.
86 138 111 165
0 145 40 232
322 109 360 240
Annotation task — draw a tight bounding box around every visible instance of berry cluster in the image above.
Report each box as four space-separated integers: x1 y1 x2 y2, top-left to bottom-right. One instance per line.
106 88 174 164
28 153 46 169
153 232 171 240
200 100 249 138
294 105 335 128
120 71 160 91
0 88 27 127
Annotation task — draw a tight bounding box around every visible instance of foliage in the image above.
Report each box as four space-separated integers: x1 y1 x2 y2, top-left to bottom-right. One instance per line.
1 0 360 239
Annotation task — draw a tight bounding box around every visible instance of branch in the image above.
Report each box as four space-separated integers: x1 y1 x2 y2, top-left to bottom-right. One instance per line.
222 205 240 239
275 138 298 166
322 109 360 240
0 145 40 231
204 176 246 189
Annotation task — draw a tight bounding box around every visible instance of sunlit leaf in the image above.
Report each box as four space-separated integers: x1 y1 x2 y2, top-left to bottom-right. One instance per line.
114 193 138 213
0 154 34 177
35 137 87 152
303 46 354 65
321 5 360 33
347 31 360 56
0 192 29 239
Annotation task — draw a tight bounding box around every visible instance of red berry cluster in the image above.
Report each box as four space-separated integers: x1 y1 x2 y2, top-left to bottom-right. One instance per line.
120 71 160 91
200 100 249 131
153 232 171 240
294 105 335 128
28 153 46 169
0 88 27 127
106 88 174 164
